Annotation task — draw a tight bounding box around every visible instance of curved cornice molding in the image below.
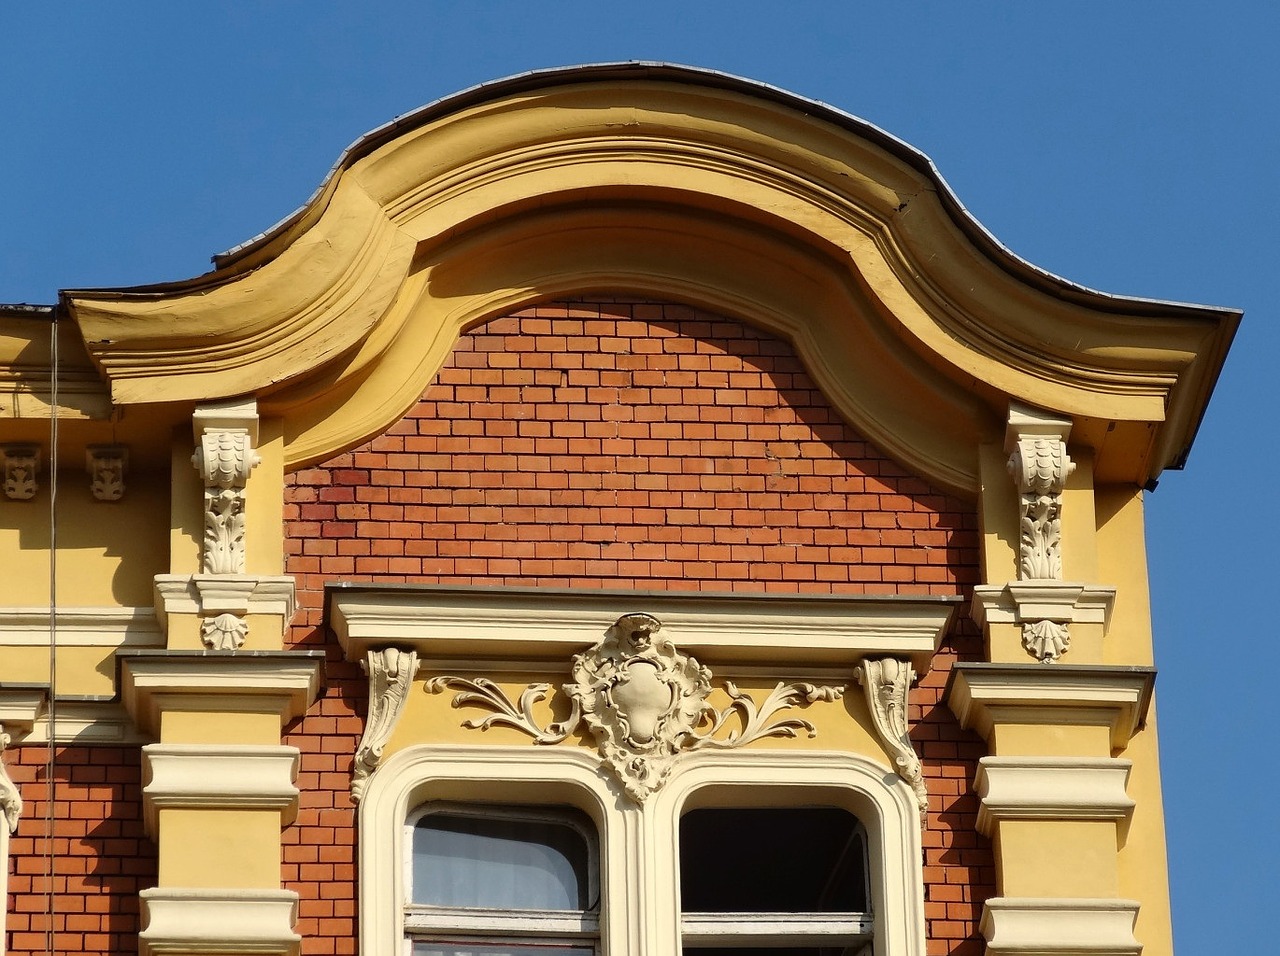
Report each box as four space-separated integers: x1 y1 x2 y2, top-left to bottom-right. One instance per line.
62 64 1238 492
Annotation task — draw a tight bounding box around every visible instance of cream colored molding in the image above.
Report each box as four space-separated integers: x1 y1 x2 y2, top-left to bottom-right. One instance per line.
855 657 927 823
429 613 844 804
24 700 149 745
192 399 261 577
86 444 128 501
351 648 419 803
946 663 1154 751
142 743 301 837
118 650 324 738
139 888 300 956
329 584 957 674
972 583 1117 664
0 606 162 647
0 445 39 501
361 745 927 956
154 574 297 650
974 757 1135 835
981 897 1140 955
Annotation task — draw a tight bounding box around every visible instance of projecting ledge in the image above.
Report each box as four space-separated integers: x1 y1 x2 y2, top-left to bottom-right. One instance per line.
327 583 959 673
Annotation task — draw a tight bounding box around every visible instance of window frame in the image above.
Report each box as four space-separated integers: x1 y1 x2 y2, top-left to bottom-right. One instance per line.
403 801 601 950
360 745 926 956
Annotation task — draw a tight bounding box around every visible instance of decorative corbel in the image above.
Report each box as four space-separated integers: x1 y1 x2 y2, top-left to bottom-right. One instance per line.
191 401 261 576
855 657 928 826
86 444 128 501
1005 403 1076 661
352 647 420 802
0 727 20 835
1 445 39 501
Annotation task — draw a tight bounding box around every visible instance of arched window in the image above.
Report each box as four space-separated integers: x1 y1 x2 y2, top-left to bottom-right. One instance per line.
406 804 600 955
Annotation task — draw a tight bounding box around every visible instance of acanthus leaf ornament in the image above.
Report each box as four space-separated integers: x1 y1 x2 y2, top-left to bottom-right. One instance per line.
429 612 845 804
352 647 420 802
0 727 21 834
855 657 928 826
192 429 260 576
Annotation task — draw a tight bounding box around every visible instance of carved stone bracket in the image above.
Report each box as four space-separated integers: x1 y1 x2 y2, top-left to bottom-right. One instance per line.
1 445 39 501
428 612 844 804
352 648 420 802
1006 403 1074 583
0 727 20 834
192 401 261 577
0 687 48 834
972 582 1116 664
86 444 128 501
154 574 297 652
855 657 927 825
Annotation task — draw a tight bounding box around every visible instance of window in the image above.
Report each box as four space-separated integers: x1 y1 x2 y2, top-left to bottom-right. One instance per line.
361 747 926 956
406 804 600 955
679 807 873 955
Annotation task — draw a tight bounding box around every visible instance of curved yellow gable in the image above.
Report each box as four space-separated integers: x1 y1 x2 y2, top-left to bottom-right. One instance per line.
63 63 1237 491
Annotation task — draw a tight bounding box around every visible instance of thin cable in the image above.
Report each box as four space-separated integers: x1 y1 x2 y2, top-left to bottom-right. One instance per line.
45 313 59 956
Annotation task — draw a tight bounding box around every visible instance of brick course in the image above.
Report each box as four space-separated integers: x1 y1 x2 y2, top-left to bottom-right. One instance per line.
282 298 993 953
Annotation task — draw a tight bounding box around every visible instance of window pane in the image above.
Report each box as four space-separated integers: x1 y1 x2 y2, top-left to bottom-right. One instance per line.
682 949 865 956
413 945 594 956
680 808 868 913
413 811 592 910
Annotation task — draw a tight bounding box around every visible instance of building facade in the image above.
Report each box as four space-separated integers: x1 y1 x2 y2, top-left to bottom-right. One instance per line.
0 64 1238 956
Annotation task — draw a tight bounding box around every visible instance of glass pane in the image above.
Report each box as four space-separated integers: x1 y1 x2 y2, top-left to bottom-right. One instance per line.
682 949 863 956
413 945 594 956
680 808 868 913
413 810 591 910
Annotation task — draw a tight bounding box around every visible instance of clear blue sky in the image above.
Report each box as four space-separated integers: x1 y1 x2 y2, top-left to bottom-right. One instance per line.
3 4 1273 950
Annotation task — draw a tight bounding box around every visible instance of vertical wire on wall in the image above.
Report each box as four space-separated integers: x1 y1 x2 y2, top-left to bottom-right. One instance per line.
44 313 59 956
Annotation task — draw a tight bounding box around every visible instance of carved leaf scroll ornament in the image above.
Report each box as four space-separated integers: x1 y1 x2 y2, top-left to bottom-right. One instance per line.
428 613 844 804
352 647 421 802
1007 436 1074 582
192 430 260 575
855 657 928 825
0 728 20 834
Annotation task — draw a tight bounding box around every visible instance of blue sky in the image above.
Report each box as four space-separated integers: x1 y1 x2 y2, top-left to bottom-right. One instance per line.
3 4 1273 950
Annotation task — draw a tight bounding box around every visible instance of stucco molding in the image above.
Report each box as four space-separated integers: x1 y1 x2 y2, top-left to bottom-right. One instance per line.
118 651 324 738
0 687 44 832
142 744 301 837
945 663 1154 751
980 897 1141 955
192 399 261 578
64 67 1237 491
0 445 39 501
328 584 956 675
154 575 297 652
139 888 300 956
854 657 927 825
85 444 128 501
0 607 162 647
427 612 844 804
351 647 419 803
974 757 1135 835
971 583 1117 664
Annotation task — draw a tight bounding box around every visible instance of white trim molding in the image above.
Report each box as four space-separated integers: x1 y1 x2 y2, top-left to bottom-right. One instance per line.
946 663 1154 751
118 650 325 738
974 757 1135 835
360 745 926 956
139 888 300 956
0 606 162 647
981 897 1141 955
142 744 301 837
328 583 957 675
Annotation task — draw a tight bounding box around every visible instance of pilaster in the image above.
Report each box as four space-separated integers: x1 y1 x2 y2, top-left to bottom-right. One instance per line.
121 651 322 956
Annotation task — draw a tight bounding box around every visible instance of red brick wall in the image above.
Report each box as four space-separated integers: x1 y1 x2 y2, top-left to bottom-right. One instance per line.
282 298 992 954
5 745 153 956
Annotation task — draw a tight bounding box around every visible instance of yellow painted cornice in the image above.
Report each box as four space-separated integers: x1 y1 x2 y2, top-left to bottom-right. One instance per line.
57 64 1237 492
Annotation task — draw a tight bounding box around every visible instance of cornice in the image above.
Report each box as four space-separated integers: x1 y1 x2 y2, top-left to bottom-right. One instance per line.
142 743 301 836
58 66 1236 491
974 756 1135 835
327 582 958 674
945 663 1154 751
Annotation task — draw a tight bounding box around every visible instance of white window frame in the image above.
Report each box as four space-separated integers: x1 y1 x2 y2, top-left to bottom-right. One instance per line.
360 745 926 956
404 801 601 951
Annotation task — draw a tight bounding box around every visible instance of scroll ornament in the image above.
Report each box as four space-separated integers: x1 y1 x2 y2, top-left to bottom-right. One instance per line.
428 613 843 804
1008 433 1076 661
352 648 420 802
87 445 127 501
1 446 39 501
855 657 928 823
0 728 20 834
